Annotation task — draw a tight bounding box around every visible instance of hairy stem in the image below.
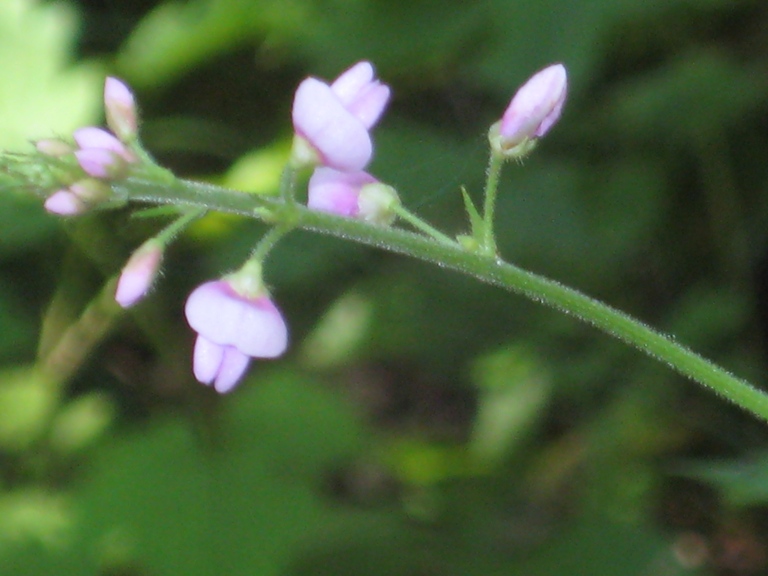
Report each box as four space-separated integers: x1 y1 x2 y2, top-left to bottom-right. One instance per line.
118 175 768 422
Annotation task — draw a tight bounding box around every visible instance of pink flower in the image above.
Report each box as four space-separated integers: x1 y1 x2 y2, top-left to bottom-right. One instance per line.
115 240 164 308
291 61 390 171
184 280 288 393
104 77 138 141
308 167 399 225
489 63 567 158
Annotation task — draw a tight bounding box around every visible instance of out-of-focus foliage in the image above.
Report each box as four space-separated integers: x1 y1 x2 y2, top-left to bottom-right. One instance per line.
0 0 101 149
2 0 768 574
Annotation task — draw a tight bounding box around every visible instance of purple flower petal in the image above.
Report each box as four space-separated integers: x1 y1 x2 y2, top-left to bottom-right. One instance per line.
115 241 163 308
192 336 251 392
292 78 372 171
213 346 252 393
308 167 377 217
44 190 85 216
104 77 138 140
75 148 124 179
499 64 567 146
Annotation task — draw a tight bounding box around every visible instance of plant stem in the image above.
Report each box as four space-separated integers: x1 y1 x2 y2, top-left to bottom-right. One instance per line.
249 224 294 264
393 204 456 245
481 154 504 256
121 175 768 422
156 207 207 245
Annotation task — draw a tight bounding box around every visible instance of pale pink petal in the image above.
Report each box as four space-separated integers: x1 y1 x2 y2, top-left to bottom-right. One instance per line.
75 149 124 179
105 77 138 140
345 82 390 129
231 297 288 358
499 64 567 145
74 127 126 155
330 61 374 105
308 167 377 217
292 78 372 171
115 242 163 308
213 347 251 393
193 336 224 385
185 281 247 344
44 190 85 216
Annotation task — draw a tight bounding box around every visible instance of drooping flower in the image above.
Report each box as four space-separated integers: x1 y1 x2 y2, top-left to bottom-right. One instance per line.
184 279 288 393
115 240 164 308
291 61 390 171
488 63 567 159
308 167 399 225
104 77 138 141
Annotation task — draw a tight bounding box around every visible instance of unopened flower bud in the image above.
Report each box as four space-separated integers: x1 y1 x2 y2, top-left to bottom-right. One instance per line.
35 139 74 157
115 240 164 308
489 63 567 159
44 190 86 216
73 127 135 162
307 167 399 225
75 149 128 180
104 77 138 142
69 178 111 204
358 182 399 226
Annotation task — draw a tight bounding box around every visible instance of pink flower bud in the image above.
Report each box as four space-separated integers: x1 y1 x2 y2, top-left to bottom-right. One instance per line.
44 190 86 216
74 149 128 179
291 61 390 171
73 127 135 162
115 241 164 308
35 139 73 157
489 63 567 159
69 178 111 204
308 167 399 225
184 280 288 393
104 77 138 141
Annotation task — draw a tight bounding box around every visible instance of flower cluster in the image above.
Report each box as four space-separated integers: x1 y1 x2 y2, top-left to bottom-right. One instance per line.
291 61 399 224
41 78 139 216
31 61 567 394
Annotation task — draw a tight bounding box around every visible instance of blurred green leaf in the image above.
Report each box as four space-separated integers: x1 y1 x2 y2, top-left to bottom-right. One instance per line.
470 345 551 466
673 453 768 508
69 370 367 575
604 49 768 144
117 0 308 86
0 0 102 149
0 366 57 452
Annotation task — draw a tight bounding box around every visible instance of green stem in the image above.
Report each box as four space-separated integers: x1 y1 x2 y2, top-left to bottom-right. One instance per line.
481 154 504 256
249 224 294 264
121 175 768 422
394 204 456 246
279 165 299 204
156 207 207 245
